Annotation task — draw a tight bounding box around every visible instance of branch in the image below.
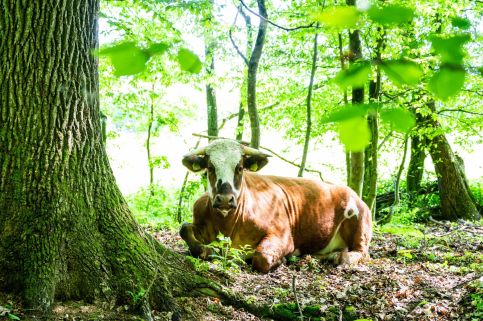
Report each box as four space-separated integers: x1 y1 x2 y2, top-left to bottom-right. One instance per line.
292 275 304 321
191 133 324 180
239 0 316 32
229 8 249 66
217 102 280 131
437 109 483 116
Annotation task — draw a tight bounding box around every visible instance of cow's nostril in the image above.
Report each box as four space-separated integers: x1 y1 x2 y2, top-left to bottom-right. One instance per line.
212 195 221 208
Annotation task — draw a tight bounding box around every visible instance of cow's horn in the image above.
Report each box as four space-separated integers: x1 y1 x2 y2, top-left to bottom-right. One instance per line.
242 145 270 157
184 146 207 156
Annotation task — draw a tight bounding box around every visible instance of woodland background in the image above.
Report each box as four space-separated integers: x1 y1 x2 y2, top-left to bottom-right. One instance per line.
0 0 482 320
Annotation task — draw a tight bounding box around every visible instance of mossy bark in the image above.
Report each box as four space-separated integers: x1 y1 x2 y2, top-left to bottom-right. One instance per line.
424 102 479 220
0 1 224 317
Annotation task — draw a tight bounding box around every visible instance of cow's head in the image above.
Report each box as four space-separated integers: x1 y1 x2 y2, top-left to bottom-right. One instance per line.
182 139 270 215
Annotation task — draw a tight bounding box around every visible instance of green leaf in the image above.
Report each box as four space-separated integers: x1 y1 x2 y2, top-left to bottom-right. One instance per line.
430 34 471 64
380 108 415 133
338 117 371 151
451 17 471 30
322 104 376 123
100 42 149 76
381 60 423 86
428 67 466 100
312 6 360 30
177 48 202 74
8 314 21 321
334 62 371 88
147 42 169 55
367 5 414 26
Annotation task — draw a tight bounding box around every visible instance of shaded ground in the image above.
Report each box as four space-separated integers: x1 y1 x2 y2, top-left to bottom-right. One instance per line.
1 220 481 320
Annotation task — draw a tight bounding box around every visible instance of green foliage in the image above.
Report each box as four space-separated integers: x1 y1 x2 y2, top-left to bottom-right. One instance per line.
126 182 204 229
381 60 423 86
380 108 415 133
428 66 466 100
206 233 250 272
127 288 146 305
313 6 360 30
177 48 202 74
367 5 414 26
0 304 20 320
338 117 371 151
430 34 471 65
334 62 371 88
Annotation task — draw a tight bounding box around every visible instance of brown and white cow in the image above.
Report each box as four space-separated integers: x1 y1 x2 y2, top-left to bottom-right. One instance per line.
180 139 372 273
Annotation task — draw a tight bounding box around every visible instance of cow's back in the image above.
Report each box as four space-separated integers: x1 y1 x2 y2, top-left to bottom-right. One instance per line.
242 173 364 255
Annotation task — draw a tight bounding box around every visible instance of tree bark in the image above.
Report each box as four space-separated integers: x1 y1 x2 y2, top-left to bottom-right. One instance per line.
363 81 379 214
0 1 225 317
406 112 427 194
346 0 365 196
298 32 318 177
425 102 479 220
235 5 253 141
204 1 218 140
247 0 268 148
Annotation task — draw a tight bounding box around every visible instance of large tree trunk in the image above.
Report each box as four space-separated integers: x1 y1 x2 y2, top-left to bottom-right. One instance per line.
346 0 365 196
425 102 479 220
247 0 268 148
0 1 219 317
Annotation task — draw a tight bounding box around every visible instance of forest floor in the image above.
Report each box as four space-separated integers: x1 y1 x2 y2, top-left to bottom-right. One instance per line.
1 220 481 321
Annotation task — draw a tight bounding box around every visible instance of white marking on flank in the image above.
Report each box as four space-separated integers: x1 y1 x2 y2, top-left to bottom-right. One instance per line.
344 197 359 219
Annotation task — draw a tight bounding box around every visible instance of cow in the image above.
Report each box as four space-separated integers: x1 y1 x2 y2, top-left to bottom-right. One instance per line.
180 139 372 273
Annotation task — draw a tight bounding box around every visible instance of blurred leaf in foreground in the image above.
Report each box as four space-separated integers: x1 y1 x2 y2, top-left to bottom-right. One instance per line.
367 5 414 26
334 61 371 88
380 108 416 133
428 66 466 100
312 6 360 30
100 42 149 76
338 117 371 151
177 48 202 74
381 60 423 86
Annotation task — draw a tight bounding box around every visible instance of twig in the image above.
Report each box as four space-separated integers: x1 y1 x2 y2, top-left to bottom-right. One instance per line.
229 7 249 66
191 133 324 180
239 0 316 32
292 275 304 321
437 108 483 116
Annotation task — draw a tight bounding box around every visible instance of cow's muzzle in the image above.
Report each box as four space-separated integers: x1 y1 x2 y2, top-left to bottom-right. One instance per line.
212 194 237 210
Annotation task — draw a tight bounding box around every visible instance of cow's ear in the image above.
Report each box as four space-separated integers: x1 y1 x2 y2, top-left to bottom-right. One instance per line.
243 154 269 172
182 155 207 173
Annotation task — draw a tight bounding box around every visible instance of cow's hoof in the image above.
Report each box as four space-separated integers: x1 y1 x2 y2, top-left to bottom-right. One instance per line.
252 252 281 273
199 245 213 260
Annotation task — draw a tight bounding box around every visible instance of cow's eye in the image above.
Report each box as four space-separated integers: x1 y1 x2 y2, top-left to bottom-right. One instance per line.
236 165 243 172
208 164 215 172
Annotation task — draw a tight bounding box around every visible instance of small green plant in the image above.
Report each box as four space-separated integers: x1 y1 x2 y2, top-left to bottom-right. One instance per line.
0 304 20 320
127 288 146 305
207 233 251 271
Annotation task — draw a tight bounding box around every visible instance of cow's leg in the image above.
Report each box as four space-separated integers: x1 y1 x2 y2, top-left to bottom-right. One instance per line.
338 202 372 266
252 234 292 273
179 222 213 259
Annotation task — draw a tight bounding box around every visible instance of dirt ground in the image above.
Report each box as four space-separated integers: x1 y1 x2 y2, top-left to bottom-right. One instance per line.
1 220 481 321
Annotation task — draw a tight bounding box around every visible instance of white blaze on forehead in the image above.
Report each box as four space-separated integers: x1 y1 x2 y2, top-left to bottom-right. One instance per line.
205 140 243 194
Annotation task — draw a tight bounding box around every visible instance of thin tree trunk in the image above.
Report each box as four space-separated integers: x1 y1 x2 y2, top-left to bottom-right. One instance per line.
204 2 218 139
394 134 409 206
346 0 365 196
235 5 253 141
425 101 479 220
407 111 427 194
298 32 318 177
247 0 268 148
363 29 383 214
147 83 155 194
337 33 351 185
